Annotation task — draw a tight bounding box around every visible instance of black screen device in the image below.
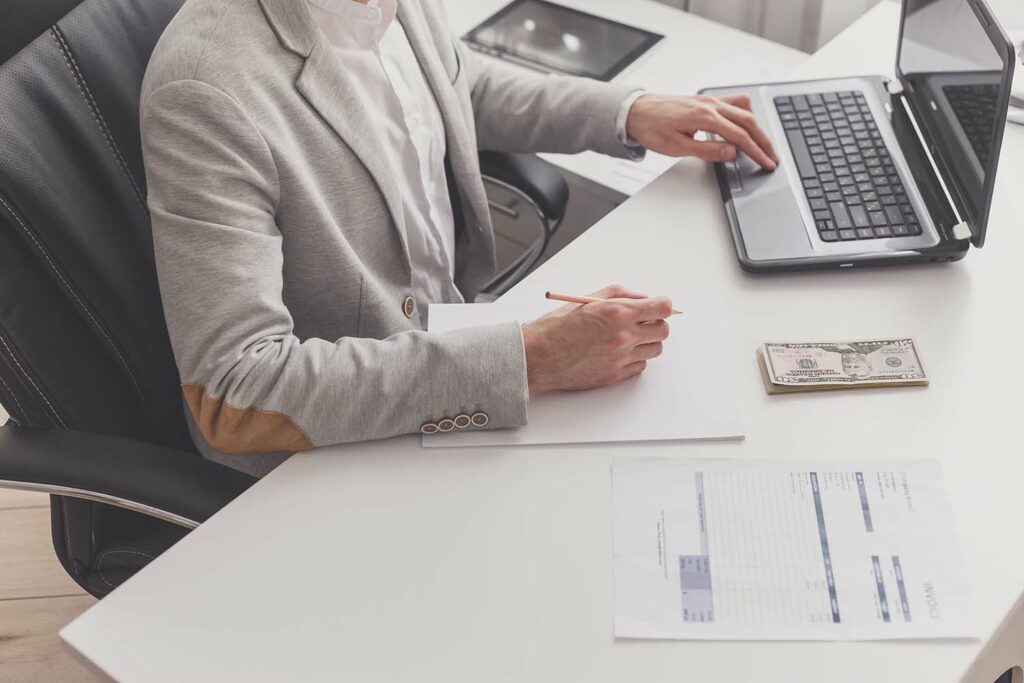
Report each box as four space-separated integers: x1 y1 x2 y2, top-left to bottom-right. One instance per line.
463 0 664 82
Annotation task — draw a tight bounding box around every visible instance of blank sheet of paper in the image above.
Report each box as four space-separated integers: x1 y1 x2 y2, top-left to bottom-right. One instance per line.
423 297 743 448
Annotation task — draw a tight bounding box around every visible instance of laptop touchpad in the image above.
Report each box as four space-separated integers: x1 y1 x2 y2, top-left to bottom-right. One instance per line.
731 154 814 262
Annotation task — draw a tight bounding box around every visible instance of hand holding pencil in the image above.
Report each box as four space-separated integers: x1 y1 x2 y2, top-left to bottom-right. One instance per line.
521 284 675 393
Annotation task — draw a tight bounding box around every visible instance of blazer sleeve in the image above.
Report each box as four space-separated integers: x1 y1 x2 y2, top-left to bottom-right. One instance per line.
455 38 639 157
140 79 528 456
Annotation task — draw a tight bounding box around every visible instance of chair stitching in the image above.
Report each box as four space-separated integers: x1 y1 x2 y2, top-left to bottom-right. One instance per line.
0 195 144 408
96 570 117 590
0 330 67 428
49 26 148 213
95 548 158 589
60 498 74 568
0 372 26 419
95 547 157 570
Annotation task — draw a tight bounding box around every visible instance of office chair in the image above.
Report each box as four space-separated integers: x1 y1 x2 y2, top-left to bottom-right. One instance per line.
0 0 569 599
478 151 568 297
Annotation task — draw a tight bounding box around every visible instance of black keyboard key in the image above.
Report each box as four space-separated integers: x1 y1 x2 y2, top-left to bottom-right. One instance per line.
785 129 817 179
875 226 893 237
814 210 831 221
850 206 869 227
884 205 904 224
869 211 887 226
830 202 853 229
892 224 910 236
810 198 828 211
856 227 875 239
792 95 810 111
820 230 839 242
839 229 857 241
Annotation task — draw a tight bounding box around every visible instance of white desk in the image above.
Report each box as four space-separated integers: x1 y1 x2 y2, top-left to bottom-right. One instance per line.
62 3 1024 682
444 0 806 197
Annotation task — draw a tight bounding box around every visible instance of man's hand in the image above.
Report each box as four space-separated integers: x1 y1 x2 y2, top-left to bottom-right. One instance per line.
626 93 779 170
522 285 673 393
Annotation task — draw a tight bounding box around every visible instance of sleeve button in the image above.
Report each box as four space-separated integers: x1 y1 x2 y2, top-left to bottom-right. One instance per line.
437 418 455 432
403 296 415 318
470 412 489 428
453 414 471 429
420 422 439 435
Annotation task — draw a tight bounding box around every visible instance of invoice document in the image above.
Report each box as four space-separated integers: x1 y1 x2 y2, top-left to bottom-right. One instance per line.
424 297 743 448
613 458 975 640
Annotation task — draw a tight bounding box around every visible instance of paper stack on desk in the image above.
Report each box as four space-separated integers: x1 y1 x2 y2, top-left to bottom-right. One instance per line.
424 297 744 448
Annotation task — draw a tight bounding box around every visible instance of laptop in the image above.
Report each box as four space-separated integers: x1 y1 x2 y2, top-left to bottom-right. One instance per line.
701 0 1015 272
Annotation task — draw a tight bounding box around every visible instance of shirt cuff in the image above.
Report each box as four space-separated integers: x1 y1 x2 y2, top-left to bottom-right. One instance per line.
615 89 647 161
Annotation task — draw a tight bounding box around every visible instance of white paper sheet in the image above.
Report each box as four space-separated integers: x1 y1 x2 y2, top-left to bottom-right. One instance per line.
613 458 976 641
610 152 679 194
424 297 743 448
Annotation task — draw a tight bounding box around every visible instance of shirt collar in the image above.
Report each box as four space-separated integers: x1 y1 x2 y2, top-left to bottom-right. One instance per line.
305 0 397 48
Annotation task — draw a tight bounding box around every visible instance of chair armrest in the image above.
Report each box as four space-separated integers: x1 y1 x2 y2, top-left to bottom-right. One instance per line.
478 151 569 223
0 426 256 528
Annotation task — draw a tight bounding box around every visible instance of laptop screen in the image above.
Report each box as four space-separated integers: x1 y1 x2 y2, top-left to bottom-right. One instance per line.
897 0 1013 244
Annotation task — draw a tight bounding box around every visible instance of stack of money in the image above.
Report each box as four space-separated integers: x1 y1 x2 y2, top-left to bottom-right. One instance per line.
757 339 928 394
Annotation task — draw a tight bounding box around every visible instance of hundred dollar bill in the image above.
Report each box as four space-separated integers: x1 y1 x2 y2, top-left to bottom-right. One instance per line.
758 339 928 393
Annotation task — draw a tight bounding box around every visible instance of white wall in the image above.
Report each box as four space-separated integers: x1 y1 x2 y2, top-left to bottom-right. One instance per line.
657 0 884 52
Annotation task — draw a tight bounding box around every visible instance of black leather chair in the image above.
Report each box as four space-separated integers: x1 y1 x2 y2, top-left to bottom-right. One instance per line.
0 0 568 599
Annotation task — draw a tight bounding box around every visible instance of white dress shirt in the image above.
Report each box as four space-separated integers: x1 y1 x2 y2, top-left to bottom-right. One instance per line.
306 0 463 325
305 0 643 324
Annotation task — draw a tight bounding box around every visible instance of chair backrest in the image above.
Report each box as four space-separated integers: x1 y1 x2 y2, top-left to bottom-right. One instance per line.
0 0 193 452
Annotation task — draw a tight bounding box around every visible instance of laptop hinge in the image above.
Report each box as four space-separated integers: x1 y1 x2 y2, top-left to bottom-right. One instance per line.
890 85 966 235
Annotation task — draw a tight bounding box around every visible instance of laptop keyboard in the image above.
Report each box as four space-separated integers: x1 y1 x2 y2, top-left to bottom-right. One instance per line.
942 83 999 167
774 91 922 242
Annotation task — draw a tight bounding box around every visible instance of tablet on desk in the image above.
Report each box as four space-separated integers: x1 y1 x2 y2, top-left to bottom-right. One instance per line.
463 0 664 82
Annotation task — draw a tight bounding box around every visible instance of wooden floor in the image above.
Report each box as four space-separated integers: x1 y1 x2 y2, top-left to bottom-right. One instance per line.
0 407 99 681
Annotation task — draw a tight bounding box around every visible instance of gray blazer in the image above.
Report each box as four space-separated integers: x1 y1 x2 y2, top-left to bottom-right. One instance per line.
141 0 637 475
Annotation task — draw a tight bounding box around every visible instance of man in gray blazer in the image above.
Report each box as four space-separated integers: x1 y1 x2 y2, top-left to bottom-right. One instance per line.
141 0 777 475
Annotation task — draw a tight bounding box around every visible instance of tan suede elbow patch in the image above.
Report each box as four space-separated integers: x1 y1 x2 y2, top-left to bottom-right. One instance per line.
181 384 314 455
